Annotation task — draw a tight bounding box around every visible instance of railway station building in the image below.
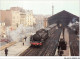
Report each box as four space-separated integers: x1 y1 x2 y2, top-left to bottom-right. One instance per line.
48 10 79 27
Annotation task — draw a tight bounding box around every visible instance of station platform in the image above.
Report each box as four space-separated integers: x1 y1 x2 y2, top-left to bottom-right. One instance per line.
55 28 71 56
0 36 30 56
63 28 71 56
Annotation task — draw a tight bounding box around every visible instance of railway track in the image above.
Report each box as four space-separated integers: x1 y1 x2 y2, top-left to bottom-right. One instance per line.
68 28 79 56
19 28 62 56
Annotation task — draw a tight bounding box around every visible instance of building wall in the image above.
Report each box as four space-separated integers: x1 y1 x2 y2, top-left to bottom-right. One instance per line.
20 12 26 26
44 18 48 28
0 22 6 36
26 10 36 26
0 10 12 26
11 10 20 28
0 7 36 29
0 9 21 29
34 15 46 30
11 7 28 27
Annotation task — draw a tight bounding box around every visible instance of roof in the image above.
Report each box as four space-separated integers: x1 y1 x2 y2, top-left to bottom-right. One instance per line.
48 10 79 26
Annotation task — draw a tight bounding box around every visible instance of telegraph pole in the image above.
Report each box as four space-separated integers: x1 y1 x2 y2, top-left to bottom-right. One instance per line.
52 5 54 15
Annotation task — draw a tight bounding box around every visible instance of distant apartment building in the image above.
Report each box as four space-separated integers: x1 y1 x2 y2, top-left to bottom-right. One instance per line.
20 12 26 26
11 10 20 28
44 18 48 28
34 15 45 30
10 7 36 27
0 22 6 35
0 9 21 29
26 10 36 26
0 7 36 29
0 10 12 26
10 7 26 27
34 15 49 30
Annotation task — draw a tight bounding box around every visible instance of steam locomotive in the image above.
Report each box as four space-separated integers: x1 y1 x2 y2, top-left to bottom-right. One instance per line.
30 24 57 46
70 23 79 35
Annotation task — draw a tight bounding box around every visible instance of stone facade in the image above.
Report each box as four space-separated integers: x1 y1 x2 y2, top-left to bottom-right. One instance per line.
11 10 20 29
26 10 36 26
0 22 6 36
0 7 36 29
0 10 12 26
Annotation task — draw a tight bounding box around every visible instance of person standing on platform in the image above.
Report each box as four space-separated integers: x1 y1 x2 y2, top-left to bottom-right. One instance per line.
23 42 24 46
5 48 8 56
24 37 27 42
22 38 25 46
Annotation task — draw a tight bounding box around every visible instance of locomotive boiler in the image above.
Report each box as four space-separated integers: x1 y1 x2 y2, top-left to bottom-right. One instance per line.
30 29 48 46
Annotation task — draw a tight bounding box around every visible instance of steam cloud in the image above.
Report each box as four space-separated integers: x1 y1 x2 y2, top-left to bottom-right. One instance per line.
6 24 35 42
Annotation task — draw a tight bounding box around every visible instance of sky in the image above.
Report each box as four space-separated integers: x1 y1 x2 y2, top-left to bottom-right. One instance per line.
0 0 79 16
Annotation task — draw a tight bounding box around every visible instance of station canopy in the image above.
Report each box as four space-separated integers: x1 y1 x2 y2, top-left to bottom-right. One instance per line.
48 10 79 27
